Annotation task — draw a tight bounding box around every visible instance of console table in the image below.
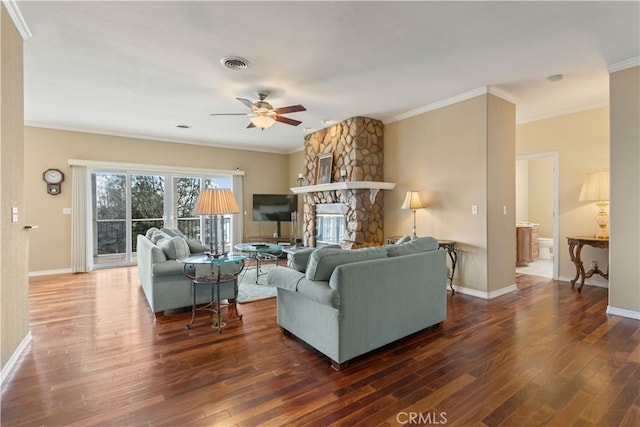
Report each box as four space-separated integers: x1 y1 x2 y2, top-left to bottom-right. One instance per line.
179 253 246 333
566 236 609 293
386 236 457 293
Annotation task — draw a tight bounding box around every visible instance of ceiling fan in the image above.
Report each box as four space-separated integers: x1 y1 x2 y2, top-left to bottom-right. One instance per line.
211 91 306 129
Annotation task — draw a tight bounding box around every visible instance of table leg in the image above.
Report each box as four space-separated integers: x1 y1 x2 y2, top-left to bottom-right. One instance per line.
214 282 222 334
447 248 457 294
186 280 196 329
568 241 586 293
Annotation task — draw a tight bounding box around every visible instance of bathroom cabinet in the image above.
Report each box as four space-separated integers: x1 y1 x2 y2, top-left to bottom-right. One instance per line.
516 223 540 266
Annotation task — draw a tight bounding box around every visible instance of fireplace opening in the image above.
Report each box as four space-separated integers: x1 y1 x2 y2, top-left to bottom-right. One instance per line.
315 203 346 247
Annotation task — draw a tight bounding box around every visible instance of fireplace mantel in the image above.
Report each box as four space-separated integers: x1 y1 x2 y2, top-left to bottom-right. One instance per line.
291 181 396 204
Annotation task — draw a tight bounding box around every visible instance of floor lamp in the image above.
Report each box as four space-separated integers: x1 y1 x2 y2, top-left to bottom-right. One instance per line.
194 188 240 257
401 191 426 238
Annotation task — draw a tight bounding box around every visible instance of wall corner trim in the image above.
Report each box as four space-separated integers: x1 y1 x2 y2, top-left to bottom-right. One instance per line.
1 332 32 386
2 0 32 40
607 57 640 73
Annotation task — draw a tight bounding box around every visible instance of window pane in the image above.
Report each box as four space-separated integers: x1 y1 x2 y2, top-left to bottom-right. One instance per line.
93 172 127 262
175 177 202 239
131 175 165 251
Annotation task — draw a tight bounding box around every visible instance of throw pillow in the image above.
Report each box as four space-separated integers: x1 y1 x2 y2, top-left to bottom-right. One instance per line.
157 236 191 260
149 229 171 244
186 239 209 254
395 235 412 245
387 236 439 257
306 246 388 281
145 227 160 239
161 227 186 238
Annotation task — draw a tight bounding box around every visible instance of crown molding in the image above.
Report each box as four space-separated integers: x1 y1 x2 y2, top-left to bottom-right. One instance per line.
516 102 609 125
607 57 640 73
384 86 518 124
25 121 292 155
2 0 31 40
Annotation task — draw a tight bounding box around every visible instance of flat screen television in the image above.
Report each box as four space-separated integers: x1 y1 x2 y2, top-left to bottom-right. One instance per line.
252 194 298 237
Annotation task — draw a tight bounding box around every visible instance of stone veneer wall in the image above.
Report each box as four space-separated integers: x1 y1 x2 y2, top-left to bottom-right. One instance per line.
301 117 384 248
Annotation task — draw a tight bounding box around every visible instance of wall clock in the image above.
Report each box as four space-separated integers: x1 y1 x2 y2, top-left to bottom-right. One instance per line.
43 168 65 195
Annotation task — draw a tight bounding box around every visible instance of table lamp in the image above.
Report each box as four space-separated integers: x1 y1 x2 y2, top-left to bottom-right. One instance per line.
578 171 609 239
194 188 240 256
401 191 426 238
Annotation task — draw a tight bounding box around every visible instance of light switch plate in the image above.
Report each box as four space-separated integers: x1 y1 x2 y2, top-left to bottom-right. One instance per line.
471 205 478 215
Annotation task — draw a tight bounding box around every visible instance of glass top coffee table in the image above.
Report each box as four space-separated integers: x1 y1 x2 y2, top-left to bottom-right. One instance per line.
234 243 284 284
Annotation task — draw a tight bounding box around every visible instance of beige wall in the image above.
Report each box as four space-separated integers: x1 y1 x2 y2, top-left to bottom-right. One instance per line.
24 127 293 272
609 65 640 314
486 95 516 293
527 156 554 238
385 94 515 294
288 149 305 240
1 6 29 372
516 107 610 281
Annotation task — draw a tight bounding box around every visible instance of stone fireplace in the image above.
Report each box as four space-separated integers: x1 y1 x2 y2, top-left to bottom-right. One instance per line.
296 116 392 249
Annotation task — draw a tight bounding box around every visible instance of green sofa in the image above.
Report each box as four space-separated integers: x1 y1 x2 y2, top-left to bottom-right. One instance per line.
267 236 447 370
136 228 236 314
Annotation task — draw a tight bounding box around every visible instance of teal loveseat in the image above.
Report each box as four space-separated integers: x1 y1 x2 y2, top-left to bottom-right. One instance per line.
267 237 447 370
136 228 236 314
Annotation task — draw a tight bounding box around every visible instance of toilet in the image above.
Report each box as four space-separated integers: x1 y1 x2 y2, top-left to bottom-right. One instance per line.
538 238 553 260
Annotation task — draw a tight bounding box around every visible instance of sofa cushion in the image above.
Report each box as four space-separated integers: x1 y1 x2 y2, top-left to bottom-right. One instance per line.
157 236 190 260
306 246 388 281
387 236 439 257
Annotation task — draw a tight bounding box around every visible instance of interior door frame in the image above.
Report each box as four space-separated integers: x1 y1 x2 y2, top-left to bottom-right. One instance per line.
516 151 559 280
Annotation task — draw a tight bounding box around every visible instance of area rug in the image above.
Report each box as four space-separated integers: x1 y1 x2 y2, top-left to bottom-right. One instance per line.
237 265 277 303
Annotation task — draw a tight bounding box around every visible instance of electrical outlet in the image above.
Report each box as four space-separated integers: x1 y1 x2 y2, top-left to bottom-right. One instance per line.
503 205 507 215
590 260 598 268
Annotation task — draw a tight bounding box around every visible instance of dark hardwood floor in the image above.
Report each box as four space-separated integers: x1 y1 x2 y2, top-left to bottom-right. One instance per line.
1 268 638 426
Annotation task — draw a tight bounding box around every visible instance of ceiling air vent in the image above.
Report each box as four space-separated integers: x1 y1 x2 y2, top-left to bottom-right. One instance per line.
220 56 250 70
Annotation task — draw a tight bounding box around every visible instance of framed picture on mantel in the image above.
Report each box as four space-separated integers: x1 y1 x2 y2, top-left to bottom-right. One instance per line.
316 153 333 185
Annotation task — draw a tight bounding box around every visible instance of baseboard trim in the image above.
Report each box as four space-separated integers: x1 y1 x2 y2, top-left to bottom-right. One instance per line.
451 284 518 299
29 268 73 277
606 305 640 320
1 331 32 386
557 275 609 288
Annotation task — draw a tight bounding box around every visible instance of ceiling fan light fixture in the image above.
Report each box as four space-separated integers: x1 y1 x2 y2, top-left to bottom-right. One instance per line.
250 115 276 129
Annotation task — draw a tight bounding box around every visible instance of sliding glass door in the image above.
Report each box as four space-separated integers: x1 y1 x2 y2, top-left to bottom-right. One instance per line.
91 170 233 268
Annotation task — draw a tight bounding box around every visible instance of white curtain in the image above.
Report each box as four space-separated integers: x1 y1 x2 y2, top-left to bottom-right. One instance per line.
232 174 244 245
71 165 92 272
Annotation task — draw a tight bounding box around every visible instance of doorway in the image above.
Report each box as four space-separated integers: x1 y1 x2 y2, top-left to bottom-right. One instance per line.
515 152 559 279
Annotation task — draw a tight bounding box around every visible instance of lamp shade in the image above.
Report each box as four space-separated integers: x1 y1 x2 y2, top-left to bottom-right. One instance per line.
250 115 276 129
401 191 425 210
579 171 609 202
194 188 240 215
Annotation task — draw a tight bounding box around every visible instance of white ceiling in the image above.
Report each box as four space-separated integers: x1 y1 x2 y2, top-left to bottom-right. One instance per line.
16 1 640 154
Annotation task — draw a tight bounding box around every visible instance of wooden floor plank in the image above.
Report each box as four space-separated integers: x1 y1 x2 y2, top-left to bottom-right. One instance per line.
1 268 638 426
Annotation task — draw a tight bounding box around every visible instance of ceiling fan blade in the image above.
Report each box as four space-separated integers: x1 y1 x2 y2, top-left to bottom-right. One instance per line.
210 113 249 116
236 97 255 110
275 115 302 126
275 105 306 114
